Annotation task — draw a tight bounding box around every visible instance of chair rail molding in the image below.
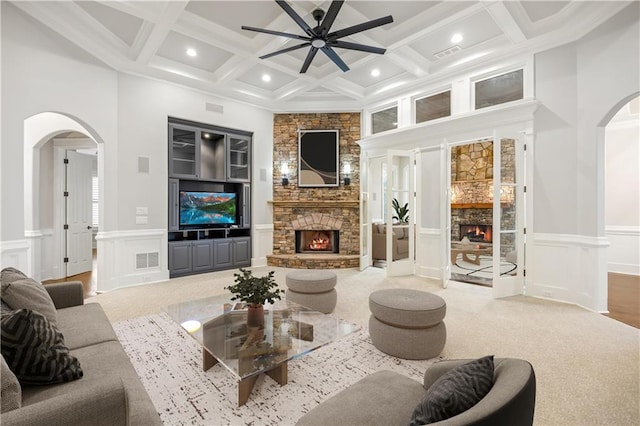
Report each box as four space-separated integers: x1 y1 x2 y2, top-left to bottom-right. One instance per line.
529 232 609 312
606 226 640 275
95 229 168 292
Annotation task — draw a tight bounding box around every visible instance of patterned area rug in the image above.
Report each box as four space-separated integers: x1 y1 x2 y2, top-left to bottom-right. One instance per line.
113 313 442 425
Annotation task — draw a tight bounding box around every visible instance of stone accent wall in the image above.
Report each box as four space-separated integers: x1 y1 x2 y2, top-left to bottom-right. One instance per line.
270 113 360 268
452 141 493 181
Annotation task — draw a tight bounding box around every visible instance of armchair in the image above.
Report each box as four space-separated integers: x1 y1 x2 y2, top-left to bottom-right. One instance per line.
372 223 409 261
296 358 536 426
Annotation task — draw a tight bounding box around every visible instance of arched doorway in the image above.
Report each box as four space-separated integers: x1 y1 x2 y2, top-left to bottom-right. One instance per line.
24 112 104 296
603 95 640 328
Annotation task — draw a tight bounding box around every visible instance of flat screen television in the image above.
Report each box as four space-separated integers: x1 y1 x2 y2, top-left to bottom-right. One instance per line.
179 191 237 228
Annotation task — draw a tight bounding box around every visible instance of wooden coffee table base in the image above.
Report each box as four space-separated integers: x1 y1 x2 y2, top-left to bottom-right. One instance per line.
451 249 484 265
203 348 288 406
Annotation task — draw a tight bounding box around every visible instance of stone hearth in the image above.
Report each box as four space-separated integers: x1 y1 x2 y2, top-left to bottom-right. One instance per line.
267 202 359 269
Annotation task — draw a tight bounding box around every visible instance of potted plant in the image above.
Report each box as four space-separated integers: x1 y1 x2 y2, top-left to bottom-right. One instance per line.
392 198 409 224
225 268 284 328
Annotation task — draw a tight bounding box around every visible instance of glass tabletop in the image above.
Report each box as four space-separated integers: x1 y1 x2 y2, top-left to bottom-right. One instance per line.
164 294 359 380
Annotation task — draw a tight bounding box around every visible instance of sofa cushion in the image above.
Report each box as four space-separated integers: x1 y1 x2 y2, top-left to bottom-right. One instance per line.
1 268 57 326
297 370 425 426
21 340 161 425
410 355 494 425
1 309 83 385
56 303 118 350
1 355 21 412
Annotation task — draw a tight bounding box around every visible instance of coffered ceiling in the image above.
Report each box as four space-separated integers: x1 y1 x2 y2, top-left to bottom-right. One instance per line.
11 1 631 111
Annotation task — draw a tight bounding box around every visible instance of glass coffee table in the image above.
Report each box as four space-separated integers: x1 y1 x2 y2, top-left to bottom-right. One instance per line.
164 294 359 406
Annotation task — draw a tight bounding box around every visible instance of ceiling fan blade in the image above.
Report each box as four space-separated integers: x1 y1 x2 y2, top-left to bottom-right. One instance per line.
321 46 349 72
330 40 386 55
300 47 319 73
241 26 309 41
319 1 344 37
276 0 315 37
260 42 311 60
328 15 394 40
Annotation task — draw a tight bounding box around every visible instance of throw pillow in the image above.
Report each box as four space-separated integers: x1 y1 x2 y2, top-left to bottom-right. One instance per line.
1 309 83 385
1 355 21 413
1 267 57 326
410 355 494 425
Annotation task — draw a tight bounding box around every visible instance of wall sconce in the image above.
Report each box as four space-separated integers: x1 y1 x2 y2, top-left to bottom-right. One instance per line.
280 162 290 186
343 162 351 186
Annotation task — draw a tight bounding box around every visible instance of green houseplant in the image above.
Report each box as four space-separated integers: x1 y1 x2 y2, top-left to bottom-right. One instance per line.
392 198 409 224
225 268 284 327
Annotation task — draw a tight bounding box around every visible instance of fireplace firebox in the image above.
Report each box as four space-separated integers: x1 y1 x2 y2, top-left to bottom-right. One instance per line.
459 224 493 243
295 230 339 254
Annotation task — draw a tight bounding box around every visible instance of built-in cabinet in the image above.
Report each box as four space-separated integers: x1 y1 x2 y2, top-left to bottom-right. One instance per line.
168 117 252 278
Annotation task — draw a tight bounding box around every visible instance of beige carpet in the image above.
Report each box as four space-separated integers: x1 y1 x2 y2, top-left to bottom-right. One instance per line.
87 266 640 426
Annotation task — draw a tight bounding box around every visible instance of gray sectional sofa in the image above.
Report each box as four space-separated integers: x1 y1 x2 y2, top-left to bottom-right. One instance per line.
1 279 161 425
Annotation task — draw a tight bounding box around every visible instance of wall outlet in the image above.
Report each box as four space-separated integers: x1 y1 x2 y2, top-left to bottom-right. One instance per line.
136 215 148 225
136 206 148 215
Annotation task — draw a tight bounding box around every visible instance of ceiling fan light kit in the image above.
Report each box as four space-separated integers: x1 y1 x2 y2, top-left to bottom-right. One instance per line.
241 0 393 73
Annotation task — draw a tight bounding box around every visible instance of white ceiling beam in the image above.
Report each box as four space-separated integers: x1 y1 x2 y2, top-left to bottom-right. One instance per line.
386 46 432 78
135 1 189 64
10 1 127 70
482 1 527 44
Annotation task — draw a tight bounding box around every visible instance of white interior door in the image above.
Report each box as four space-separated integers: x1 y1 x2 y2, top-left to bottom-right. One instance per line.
492 134 525 297
385 149 415 276
66 150 93 276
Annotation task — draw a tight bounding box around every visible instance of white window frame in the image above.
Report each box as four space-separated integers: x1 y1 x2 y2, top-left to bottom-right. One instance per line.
471 64 528 111
366 101 399 136
412 86 453 125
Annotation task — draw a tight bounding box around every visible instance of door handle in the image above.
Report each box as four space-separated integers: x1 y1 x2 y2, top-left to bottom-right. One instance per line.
87 226 93 229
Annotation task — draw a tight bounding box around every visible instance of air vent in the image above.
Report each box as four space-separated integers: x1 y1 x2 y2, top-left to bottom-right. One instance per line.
148 252 159 268
205 102 224 114
433 45 462 60
136 252 160 269
136 253 147 269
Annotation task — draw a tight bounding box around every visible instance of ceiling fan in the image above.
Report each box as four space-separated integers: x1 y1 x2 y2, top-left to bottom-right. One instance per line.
241 0 393 73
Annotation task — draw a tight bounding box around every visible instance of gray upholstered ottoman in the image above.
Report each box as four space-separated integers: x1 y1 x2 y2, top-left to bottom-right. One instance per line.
286 270 337 313
369 289 446 360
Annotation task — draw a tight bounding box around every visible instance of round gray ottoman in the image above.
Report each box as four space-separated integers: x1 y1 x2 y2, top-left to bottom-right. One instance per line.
369 289 446 360
285 270 337 313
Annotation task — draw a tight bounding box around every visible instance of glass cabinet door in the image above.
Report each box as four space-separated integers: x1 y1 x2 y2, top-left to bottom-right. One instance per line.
227 134 250 181
170 124 198 178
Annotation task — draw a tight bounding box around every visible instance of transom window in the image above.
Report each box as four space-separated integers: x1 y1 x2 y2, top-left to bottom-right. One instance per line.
475 69 523 109
371 106 398 134
415 90 451 123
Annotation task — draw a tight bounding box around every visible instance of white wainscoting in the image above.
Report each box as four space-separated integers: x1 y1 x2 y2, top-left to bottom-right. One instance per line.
24 229 58 282
606 226 640 275
528 233 609 312
252 224 273 267
0 239 30 274
96 229 168 292
416 228 443 280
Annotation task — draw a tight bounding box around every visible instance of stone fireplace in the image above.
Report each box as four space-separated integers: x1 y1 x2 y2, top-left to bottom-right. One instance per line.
296 230 339 253
268 112 361 269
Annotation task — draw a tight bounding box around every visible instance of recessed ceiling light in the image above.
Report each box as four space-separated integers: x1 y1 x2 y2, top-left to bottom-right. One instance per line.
371 68 381 77
451 33 463 44
262 73 272 82
186 48 197 57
